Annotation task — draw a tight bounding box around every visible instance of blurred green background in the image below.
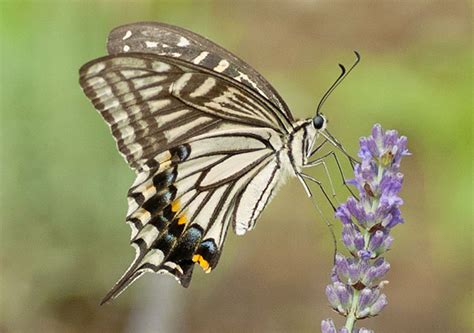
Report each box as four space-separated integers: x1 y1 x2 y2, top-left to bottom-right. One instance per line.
1 1 471 332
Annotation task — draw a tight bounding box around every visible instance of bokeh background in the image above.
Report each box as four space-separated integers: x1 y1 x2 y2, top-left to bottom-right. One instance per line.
1 1 471 332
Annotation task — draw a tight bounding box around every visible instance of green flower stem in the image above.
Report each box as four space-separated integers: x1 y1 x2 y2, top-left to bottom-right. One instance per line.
345 289 360 331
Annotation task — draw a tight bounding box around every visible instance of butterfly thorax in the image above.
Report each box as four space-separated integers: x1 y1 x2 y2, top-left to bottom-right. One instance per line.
286 119 318 175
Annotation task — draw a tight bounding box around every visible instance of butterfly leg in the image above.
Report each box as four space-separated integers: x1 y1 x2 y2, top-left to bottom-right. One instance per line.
304 157 337 198
307 137 356 199
305 150 359 200
299 173 337 212
298 173 338 263
320 130 359 167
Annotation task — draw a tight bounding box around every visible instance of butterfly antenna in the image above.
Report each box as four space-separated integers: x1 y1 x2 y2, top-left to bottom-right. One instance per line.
316 51 361 116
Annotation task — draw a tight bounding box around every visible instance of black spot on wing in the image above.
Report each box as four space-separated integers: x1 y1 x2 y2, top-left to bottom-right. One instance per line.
171 143 191 162
142 186 177 212
152 168 177 188
167 226 204 264
148 208 174 232
151 232 176 255
196 239 220 269
167 219 186 239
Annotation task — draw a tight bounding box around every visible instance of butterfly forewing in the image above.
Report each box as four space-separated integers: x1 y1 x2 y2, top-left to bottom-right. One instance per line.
79 54 293 170
79 22 297 304
107 22 294 122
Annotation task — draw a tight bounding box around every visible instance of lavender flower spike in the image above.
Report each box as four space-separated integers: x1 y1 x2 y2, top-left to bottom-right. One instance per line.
321 124 409 332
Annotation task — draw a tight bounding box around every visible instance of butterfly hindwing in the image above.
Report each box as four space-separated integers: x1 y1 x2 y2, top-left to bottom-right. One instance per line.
100 129 280 303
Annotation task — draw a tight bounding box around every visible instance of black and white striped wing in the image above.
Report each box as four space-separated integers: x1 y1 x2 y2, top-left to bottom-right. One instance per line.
107 21 294 123
100 128 282 303
80 54 291 171
79 48 288 302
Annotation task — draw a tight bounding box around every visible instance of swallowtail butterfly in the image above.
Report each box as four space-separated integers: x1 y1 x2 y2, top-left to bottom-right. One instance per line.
79 22 358 304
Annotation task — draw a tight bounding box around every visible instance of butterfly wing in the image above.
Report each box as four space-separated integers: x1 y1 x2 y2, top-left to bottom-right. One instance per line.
100 130 282 304
79 52 289 303
80 54 292 170
107 21 294 123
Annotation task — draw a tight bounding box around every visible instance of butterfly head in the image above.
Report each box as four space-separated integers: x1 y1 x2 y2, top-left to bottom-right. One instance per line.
312 114 327 131
288 117 328 170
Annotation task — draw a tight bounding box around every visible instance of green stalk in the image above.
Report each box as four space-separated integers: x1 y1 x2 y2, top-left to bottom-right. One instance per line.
344 289 360 331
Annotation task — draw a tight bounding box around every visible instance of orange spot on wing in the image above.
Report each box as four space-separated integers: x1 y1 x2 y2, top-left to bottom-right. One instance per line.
178 215 187 225
171 200 180 212
192 254 211 273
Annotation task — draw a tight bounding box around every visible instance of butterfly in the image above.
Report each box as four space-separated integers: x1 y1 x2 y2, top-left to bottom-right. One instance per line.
79 22 359 304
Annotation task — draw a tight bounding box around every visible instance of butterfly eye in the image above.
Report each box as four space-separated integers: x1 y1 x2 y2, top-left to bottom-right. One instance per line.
313 115 326 130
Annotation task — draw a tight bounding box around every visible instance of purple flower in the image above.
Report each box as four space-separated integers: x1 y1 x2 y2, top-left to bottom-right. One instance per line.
321 124 409 333
326 281 353 315
321 319 338 333
368 231 393 257
342 223 365 255
321 319 351 333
